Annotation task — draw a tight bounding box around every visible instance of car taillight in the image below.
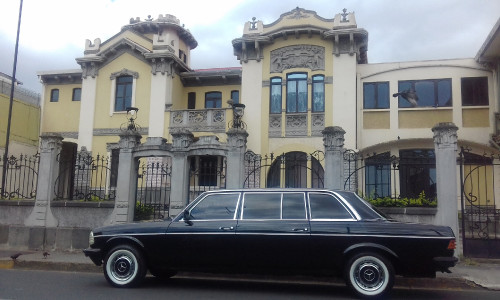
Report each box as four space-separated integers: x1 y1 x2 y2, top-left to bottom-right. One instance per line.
447 239 456 250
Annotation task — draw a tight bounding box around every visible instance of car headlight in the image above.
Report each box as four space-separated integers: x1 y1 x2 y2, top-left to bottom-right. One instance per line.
89 231 94 246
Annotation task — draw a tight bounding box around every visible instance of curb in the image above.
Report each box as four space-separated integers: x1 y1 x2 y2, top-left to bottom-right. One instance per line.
0 260 14 269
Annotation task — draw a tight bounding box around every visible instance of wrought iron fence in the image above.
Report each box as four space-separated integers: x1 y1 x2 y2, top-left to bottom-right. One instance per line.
135 158 172 220
0 154 39 200
243 151 325 189
188 156 227 202
54 152 115 201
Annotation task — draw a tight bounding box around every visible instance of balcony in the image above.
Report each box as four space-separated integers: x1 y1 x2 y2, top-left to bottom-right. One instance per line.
170 109 227 133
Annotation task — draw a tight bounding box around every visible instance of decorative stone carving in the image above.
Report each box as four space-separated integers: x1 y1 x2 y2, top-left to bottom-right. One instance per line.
171 128 194 149
150 58 174 76
118 131 142 150
81 62 99 79
271 45 325 73
432 122 458 149
110 68 139 80
287 7 311 20
227 128 249 148
39 133 63 153
286 114 307 136
322 126 345 151
311 113 325 136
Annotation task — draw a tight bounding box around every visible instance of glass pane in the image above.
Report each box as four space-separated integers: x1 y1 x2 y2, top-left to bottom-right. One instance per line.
190 193 239 220
437 80 452 107
288 73 307 80
243 193 281 219
282 193 306 219
309 193 352 219
377 83 389 108
271 84 282 114
313 82 324 112
397 82 412 108
297 80 307 112
415 81 435 107
287 81 297 113
363 84 375 109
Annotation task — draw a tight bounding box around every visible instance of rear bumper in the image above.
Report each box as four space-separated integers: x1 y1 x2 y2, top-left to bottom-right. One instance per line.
433 256 458 272
83 248 103 266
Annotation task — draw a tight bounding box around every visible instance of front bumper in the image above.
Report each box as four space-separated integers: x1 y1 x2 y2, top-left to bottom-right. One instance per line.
83 247 103 266
433 256 458 273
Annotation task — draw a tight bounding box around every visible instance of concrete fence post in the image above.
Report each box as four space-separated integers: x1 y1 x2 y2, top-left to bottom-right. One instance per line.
226 128 249 188
169 129 194 217
322 126 346 190
105 130 142 224
432 122 460 252
25 133 63 227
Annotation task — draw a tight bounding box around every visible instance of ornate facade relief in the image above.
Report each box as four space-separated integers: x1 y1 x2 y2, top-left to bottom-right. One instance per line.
270 45 325 73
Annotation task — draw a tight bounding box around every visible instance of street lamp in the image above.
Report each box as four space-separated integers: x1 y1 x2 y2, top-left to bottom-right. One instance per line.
231 103 246 129
122 107 140 131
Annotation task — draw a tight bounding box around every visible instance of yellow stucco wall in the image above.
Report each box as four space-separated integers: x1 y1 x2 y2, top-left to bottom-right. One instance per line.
462 108 489 127
178 85 240 110
41 84 81 133
399 109 453 128
0 94 40 148
363 111 390 129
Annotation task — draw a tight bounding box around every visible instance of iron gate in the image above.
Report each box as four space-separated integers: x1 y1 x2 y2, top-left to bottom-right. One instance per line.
135 157 172 220
188 155 227 202
460 147 500 258
243 151 324 189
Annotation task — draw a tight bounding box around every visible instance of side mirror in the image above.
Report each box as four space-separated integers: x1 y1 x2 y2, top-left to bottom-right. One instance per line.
183 210 193 226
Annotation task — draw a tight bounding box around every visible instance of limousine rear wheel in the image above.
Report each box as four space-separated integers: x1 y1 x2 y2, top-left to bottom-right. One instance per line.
104 245 147 288
345 252 394 298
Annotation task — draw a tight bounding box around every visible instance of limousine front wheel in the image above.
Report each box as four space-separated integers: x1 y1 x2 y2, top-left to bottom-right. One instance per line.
345 252 394 298
104 245 147 287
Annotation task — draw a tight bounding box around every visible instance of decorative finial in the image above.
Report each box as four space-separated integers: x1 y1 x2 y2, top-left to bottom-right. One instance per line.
250 17 257 30
341 8 348 22
145 15 153 21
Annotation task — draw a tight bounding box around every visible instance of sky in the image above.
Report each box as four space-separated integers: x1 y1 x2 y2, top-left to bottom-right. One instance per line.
0 0 499 93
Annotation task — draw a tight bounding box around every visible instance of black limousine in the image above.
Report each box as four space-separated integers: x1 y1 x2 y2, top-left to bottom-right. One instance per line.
84 189 458 298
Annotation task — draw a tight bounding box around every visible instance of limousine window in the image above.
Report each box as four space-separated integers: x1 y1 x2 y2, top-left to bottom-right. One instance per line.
309 193 353 219
242 192 306 220
189 193 239 220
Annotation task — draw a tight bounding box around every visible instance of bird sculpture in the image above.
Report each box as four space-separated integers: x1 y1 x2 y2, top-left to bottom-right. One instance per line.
393 89 419 107
10 253 22 261
43 251 50 259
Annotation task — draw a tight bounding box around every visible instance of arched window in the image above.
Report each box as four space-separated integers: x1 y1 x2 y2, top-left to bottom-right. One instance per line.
267 152 324 188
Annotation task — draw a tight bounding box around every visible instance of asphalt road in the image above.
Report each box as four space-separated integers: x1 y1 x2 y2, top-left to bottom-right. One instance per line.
0 269 498 300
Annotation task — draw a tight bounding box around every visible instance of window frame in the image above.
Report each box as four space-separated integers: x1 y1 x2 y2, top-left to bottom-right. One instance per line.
397 79 452 108
187 92 196 109
241 192 307 220
461 76 489 106
270 77 282 114
114 75 133 112
363 82 389 109
72 88 81 101
307 192 355 221
231 90 240 105
311 75 325 112
187 192 241 221
50 89 59 102
399 149 437 200
286 73 308 113
205 91 222 108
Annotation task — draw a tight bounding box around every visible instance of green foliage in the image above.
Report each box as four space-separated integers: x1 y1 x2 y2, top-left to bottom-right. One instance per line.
135 202 154 221
366 191 437 208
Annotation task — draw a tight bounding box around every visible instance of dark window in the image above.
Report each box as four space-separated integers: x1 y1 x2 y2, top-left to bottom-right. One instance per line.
199 156 218 186
267 152 324 188
363 82 389 109
72 88 81 101
461 77 488 106
205 92 222 108
243 193 281 219
282 193 306 219
190 193 239 220
286 73 307 113
398 79 452 108
312 75 325 112
115 76 133 111
365 152 391 198
270 77 282 114
110 149 120 188
231 90 240 104
50 89 59 102
188 92 196 109
309 193 353 219
399 149 436 199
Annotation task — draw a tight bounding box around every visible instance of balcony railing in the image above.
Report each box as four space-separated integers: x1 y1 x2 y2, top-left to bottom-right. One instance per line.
170 109 227 133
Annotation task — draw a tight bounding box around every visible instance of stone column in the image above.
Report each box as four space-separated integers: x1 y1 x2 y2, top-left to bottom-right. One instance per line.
226 128 249 188
322 126 345 190
25 133 63 227
105 130 142 224
169 129 194 216
432 122 460 249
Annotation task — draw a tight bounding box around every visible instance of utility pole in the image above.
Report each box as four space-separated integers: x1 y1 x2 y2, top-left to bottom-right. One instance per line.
1 0 23 195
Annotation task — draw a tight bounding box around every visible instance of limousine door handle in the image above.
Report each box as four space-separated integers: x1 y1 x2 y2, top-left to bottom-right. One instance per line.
292 228 309 232
219 226 235 231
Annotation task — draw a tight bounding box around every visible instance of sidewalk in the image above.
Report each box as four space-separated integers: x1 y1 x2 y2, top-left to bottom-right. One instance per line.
1 249 499 291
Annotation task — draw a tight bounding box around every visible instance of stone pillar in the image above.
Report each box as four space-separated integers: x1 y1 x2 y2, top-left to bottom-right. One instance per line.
322 126 345 190
169 129 194 216
432 122 459 247
25 133 63 227
106 130 142 224
226 128 249 188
